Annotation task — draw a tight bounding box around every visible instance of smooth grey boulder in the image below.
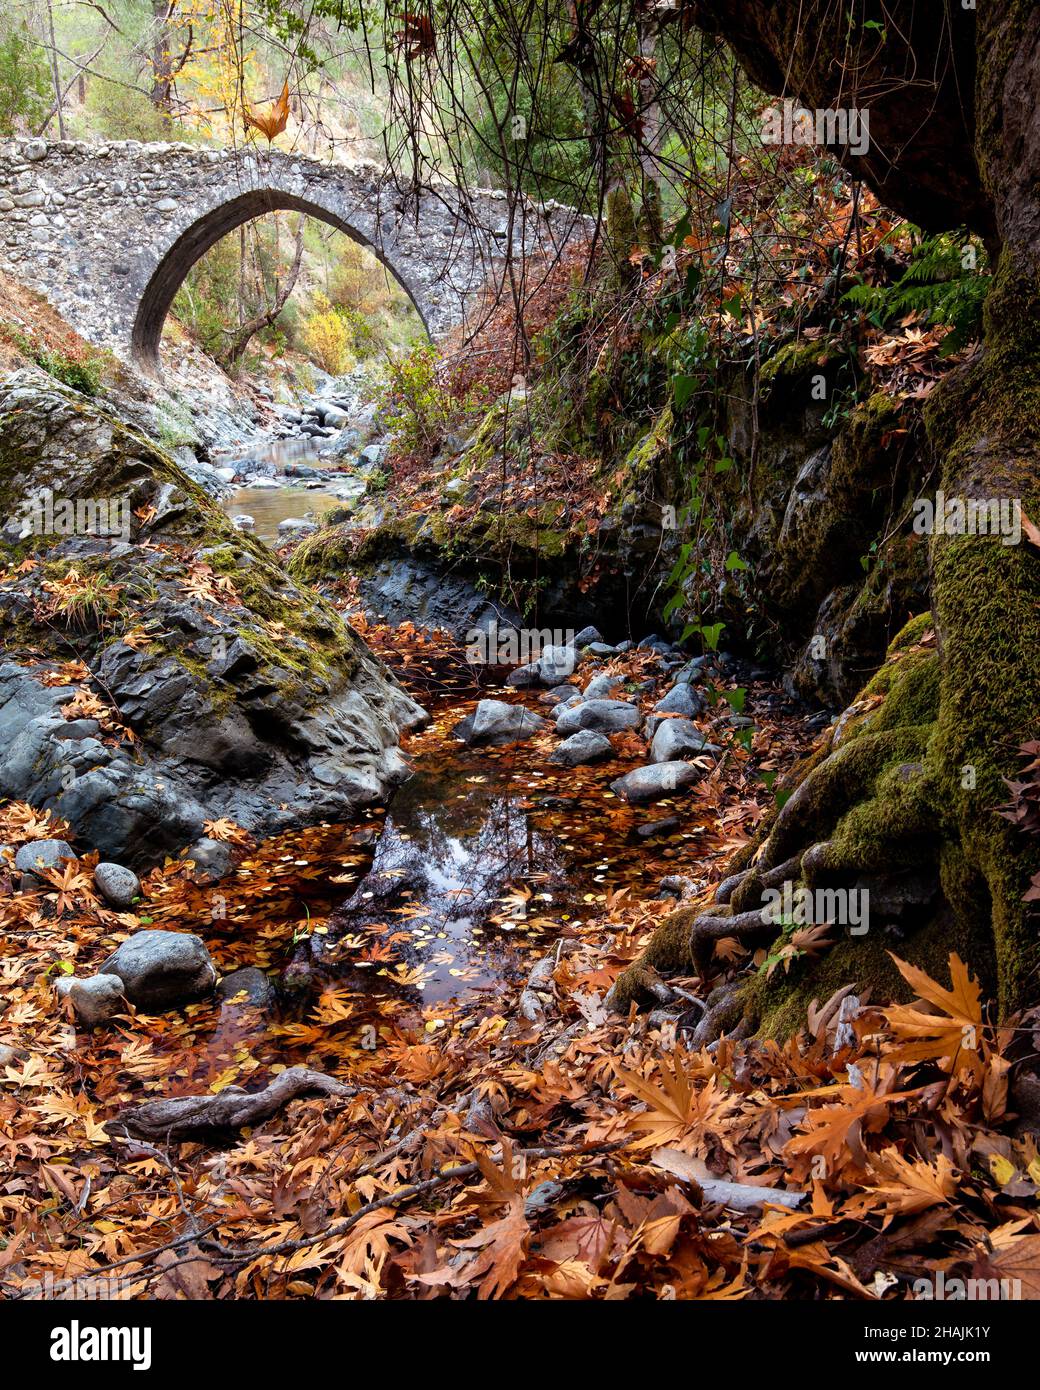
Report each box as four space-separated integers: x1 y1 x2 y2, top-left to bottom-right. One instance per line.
609 761 702 805
453 699 546 747
276 517 318 537
14 838 76 876
583 673 624 700
550 729 614 767
505 661 542 688
99 930 217 1011
58 974 126 1028
556 699 640 736
549 696 583 719
217 966 276 1009
650 718 712 764
536 644 578 684
185 836 233 884
655 683 706 718
94 862 141 909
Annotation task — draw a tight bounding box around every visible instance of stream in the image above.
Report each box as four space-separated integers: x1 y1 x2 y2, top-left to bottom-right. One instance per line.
175 642 708 1089
216 436 362 544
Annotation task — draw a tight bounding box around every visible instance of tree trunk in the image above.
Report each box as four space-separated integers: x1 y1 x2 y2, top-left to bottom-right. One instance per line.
150 0 176 119
218 219 305 370
613 1 1040 1033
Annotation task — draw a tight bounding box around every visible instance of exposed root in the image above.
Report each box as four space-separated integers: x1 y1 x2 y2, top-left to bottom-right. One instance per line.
105 1067 355 1143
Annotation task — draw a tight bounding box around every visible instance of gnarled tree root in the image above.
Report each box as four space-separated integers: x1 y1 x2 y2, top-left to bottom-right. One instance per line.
105 1067 355 1143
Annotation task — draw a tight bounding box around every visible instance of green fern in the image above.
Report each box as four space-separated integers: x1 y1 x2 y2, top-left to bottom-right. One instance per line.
842 230 989 355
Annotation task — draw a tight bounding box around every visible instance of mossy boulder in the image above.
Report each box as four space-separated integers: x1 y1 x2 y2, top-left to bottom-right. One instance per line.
0 370 426 865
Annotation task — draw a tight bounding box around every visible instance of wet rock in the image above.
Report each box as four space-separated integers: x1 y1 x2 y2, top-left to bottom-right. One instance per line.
94 862 141 909
650 718 714 763
453 699 546 747
609 762 701 805
57 973 126 1027
635 816 679 840
573 626 604 647
217 967 276 1009
587 642 618 657
277 517 318 537
550 729 613 767
0 375 425 866
655 684 705 718
100 930 217 1011
185 836 234 884
556 699 639 736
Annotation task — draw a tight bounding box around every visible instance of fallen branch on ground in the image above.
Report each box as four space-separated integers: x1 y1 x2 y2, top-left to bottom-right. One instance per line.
104 1067 355 1142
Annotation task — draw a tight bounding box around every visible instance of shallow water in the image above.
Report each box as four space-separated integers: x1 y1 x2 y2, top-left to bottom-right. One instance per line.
224 485 345 543
218 436 354 544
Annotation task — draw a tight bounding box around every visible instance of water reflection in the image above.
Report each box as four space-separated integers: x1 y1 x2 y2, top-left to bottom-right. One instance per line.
225 486 345 543
217 436 358 545
321 759 567 1002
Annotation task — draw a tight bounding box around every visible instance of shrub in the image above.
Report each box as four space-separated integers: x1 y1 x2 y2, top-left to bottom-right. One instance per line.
302 293 356 375
376 341 456 458
0 23 50 137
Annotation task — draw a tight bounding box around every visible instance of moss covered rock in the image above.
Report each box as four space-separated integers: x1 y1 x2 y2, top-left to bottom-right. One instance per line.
0 370 426 865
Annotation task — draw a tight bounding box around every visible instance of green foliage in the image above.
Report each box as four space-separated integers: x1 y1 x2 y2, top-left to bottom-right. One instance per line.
1 320 106 395
376 342 456 458
842 230 990 355
0 21 50 136
83 79 171 142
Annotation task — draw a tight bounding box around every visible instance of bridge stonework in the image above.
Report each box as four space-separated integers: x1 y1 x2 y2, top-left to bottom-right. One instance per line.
0 138 587 366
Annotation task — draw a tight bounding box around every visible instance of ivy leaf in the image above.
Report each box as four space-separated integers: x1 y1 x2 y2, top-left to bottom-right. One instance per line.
672 374 696 409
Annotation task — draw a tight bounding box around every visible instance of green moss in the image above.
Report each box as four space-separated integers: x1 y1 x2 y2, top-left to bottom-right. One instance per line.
745 905 992 1041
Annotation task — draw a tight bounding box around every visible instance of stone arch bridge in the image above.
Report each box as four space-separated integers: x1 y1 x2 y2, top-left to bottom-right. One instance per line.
0 138 589 368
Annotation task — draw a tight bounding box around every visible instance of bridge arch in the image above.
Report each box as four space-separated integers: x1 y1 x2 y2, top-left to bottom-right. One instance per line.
132 189 430 368
0 139 590 370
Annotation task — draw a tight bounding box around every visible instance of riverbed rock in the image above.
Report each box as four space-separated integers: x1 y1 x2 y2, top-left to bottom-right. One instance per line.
0 373 426 866
650 718 713 763
277 517 319 538
583 673 624 699
453 699 546 747
57 973 126 1027
573 626 604 647
655 683 706 718
550 729 614 767
556 699 640 736
609 761 701 804
217 966 276 1009
540 684 581 704
14 838 76 877
185 836 233 884
99 930 216 1011
93 862 141 909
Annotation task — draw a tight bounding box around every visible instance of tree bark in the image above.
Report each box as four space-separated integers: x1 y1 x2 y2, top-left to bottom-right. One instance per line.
218 218 305 370
613 0 1040 1033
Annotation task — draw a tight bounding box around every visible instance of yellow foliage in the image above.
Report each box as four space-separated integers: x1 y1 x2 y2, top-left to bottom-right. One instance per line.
303 293 355 375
